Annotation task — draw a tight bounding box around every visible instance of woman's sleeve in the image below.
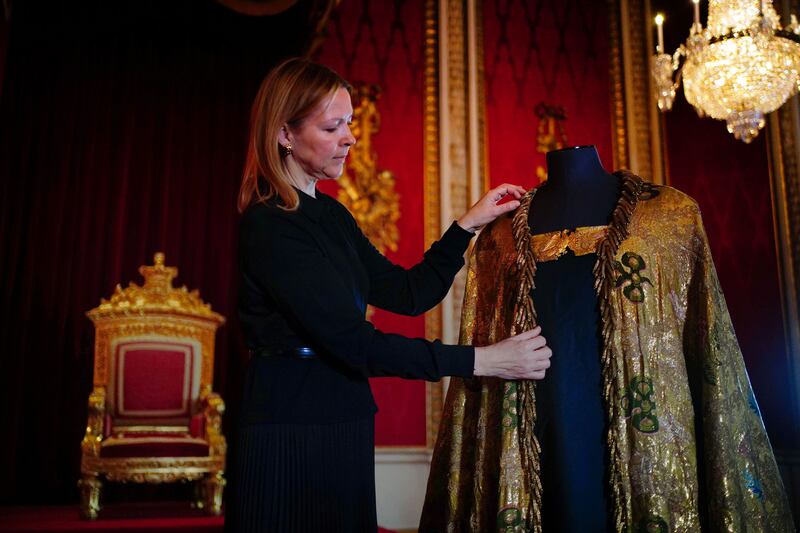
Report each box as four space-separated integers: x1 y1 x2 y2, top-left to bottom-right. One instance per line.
342 206 475 316
240 210 475 380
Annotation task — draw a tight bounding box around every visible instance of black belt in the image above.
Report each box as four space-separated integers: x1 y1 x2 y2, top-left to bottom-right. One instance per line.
251 346 317 359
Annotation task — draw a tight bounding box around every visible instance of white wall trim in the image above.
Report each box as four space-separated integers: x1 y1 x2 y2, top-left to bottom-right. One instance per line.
375 448 433 530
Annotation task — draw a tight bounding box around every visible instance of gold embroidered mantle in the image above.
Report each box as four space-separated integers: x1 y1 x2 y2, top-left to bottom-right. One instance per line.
420 171 793 532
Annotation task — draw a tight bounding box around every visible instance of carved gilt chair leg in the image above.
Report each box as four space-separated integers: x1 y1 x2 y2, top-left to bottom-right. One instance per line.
204 472 225 516
78 474 102 520
193 478 207 509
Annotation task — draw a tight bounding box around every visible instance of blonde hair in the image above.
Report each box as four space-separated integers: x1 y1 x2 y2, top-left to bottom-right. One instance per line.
238 58 351 213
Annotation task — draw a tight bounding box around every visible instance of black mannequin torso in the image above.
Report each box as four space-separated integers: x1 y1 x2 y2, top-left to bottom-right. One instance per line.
527 144 612 531
528 145 618 233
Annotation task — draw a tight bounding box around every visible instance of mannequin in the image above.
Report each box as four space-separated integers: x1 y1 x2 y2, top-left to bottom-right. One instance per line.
527 145 616 531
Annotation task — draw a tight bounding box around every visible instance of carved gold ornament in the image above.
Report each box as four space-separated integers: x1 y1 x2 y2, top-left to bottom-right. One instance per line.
534 103 568 182
88 253 224 323
337 83 400 254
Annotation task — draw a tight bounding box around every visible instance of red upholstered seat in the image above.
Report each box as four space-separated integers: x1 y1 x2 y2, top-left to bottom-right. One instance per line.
100 434 210 458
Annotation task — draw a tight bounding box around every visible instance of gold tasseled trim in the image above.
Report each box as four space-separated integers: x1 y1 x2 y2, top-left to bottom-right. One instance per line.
510 170 643 531
530 225 609 262
593 170 643 530
511 188 541 531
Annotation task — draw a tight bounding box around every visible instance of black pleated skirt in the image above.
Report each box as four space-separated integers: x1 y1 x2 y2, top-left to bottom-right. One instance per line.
225 417 377 533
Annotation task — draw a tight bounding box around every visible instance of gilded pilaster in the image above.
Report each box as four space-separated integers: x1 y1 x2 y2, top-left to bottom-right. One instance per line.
424 0 443 449
425 0 488 448
609 0 665 184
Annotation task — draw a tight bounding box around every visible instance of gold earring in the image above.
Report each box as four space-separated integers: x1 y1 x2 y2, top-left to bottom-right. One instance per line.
285 143 293 155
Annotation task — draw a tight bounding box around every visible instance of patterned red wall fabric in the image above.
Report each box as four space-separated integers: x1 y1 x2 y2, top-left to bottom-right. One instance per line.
483 0 613 189
314 0 428 446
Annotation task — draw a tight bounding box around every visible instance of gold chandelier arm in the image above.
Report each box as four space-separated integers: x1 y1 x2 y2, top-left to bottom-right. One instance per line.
672 45 686 71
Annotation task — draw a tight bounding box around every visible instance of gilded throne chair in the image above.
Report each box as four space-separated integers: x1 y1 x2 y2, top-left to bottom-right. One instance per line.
79 253 226 519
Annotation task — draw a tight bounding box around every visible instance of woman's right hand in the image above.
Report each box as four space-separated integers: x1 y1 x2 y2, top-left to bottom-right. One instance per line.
473 326 552 380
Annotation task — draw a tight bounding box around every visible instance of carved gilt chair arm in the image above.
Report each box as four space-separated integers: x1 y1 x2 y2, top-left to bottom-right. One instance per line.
202 392 226 456
80 389 106 457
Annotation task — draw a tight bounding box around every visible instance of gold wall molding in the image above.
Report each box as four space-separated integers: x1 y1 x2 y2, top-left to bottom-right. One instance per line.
469 0 489 199
609 0 629 171
423 0 488 449
439 0 469 351
424 0 443 449
438 0 489 345
609 0 665 184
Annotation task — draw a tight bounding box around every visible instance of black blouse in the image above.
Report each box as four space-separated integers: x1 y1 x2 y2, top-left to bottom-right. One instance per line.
237 188 476 424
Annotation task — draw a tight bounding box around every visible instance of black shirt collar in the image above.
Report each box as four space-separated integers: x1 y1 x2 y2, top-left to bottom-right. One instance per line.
295 187 326 222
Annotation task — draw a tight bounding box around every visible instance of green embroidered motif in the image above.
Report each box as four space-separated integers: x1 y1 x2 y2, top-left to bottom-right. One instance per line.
621 376 659 433
497 507 524 532
615 252 652 303
501 382 519 431
636 515 668 533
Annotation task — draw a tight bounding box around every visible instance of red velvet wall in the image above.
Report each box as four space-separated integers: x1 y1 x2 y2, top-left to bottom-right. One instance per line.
653 0 798 449
483 0 612 189
314 0 428 447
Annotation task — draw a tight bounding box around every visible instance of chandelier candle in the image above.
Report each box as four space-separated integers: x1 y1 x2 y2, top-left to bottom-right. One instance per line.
655 13 665 53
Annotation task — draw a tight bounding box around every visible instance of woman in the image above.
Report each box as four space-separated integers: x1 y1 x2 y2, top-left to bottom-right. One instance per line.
229 58 552 532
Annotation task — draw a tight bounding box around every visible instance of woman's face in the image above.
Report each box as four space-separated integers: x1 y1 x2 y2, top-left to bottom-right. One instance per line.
283 87 355 184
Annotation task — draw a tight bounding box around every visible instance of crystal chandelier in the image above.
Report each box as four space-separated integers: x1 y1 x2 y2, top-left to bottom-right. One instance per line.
651 0 800 142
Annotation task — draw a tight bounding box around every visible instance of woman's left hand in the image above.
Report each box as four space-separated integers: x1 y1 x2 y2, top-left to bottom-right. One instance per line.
456 183 527 233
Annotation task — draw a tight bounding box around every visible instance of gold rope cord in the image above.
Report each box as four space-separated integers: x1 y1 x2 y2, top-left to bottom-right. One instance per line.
592 170 643 531
510 188 541 532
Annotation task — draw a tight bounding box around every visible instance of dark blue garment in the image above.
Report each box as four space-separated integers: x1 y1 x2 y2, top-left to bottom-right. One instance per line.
530 250 608 532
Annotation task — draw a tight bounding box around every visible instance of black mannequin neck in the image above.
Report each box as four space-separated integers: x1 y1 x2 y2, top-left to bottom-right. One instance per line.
528 145 619 233
545 145 616 192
